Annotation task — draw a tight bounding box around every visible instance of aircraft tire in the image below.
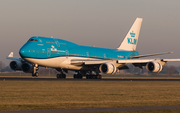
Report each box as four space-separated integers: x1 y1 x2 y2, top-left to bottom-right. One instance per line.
76 74 82 79
32 73 38 77
97 75 102 79
86 75 90 79
57 74 60 78
32 74 35 77
88 75 93 79
73 74 77 79
62 74 66 79
78 74 83 79
35 72 39 77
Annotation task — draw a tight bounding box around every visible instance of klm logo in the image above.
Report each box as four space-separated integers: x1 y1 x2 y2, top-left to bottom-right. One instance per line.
130 31 135 37
127 31 137 45
127 38 137 45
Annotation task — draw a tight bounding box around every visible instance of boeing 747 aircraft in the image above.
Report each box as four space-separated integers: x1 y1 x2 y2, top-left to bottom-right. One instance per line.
7 18 180 79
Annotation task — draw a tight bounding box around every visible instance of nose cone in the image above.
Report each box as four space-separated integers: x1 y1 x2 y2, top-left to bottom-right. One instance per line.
19 45 28 58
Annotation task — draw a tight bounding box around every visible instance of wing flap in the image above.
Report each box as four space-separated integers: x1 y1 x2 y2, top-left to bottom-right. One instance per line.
117 59 154 64
71 59 113 65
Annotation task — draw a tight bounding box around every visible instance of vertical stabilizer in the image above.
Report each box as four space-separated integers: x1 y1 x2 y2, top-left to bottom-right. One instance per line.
117 18 143 51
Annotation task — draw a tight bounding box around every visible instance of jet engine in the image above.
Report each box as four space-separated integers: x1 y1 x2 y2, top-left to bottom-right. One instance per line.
99 63 116 74
22 63 34 73
10 60 22 71
146 61 163 73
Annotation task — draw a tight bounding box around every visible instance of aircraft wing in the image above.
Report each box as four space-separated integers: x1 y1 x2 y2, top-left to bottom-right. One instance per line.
71 59 157 65
6 52 21 60
71 58 180 66
130 52 173 58
162 59 180 62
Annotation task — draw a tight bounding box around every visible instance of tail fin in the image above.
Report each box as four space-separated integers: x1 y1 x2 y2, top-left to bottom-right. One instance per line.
117 18 143 51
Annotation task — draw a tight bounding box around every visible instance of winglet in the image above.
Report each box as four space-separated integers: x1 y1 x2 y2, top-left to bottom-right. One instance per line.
7 52 21 60
8 52 13 57
117 18 143 51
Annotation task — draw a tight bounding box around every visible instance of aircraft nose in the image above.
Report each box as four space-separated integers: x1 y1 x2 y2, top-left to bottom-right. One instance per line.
19 45 28 58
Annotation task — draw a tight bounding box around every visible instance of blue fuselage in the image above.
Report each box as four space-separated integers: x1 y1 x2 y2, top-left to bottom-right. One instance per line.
19 36 139 61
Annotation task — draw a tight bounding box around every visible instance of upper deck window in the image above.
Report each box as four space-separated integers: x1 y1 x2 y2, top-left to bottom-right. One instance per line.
29 39 38 42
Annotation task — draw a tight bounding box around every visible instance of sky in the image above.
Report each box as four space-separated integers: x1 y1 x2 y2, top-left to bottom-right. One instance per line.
0 0 180 66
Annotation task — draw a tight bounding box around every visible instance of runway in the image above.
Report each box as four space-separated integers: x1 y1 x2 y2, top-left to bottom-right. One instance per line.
1 77 180 81
0 105 180 113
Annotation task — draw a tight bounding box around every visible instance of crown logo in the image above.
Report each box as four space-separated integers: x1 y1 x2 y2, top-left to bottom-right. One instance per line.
130 31 135 37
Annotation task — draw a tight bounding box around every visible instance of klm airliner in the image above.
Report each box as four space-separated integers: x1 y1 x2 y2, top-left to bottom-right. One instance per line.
7 18 180 79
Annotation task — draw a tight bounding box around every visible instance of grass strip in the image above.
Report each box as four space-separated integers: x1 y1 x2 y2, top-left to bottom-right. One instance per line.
0 81 180 110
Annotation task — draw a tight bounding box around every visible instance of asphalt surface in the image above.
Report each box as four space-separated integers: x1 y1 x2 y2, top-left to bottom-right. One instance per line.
1 77 180 81
0 106 180 113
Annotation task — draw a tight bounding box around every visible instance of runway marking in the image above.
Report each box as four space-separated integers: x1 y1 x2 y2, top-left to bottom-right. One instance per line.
0 105 180 113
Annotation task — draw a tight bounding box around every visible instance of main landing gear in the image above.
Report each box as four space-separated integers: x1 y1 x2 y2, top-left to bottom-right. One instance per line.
56 68 66 79
86 74 102 79
57 74 66 79
73 73 83 79
32 64 39 77
73 71 102 79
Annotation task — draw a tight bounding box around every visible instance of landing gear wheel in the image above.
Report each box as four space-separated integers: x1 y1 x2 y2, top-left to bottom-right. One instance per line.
62 74 66 79
32 64 39 77
35 72 39 77
32 72 39 77
78 74 83 79
86 74 102 79
74 74 83 79
97 75 102 79
57 74 66 79
57 74 60 78
86 75 92 79
74 74 77 79
93 75 97 79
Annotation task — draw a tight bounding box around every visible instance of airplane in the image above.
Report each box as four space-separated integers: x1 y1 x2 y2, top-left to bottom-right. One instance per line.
7 18 180 79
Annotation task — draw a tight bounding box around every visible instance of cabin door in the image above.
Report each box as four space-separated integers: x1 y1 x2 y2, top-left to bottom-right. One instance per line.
47 48 51 57
53 39 60 47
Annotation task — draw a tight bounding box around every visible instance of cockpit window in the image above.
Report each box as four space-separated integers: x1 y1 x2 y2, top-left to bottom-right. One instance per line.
29 39 38 42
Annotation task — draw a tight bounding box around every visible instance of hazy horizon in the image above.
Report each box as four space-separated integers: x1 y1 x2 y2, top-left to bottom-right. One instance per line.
0 0 180 66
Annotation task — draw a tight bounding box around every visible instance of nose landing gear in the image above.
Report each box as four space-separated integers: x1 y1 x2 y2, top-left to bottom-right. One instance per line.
32 64 39 77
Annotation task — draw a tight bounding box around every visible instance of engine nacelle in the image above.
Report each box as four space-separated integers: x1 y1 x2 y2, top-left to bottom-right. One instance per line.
10 60 22 71
146 61 163 73
22 63 33 73
99 63 116 74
